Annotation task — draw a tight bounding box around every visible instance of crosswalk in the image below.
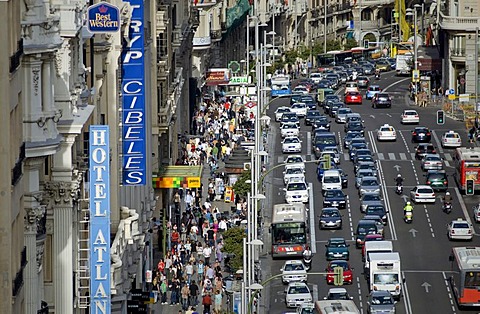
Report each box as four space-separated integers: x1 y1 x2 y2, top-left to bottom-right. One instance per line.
277 152 454 164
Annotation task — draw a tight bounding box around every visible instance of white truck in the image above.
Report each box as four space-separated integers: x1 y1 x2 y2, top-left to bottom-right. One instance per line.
396 53 412 75
368 252 402 300
315 300 360 314
363 240 393 274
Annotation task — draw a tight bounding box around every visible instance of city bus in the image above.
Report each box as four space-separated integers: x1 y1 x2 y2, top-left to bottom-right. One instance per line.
453 147 480 193
271 203 309 259
317 50 352 67
350 46 380 61
449 247 480 308
270 74 291 97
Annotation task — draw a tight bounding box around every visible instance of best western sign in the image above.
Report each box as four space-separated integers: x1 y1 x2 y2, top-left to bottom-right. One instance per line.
121 0 147 185
89 126 111 314
87 2 120 33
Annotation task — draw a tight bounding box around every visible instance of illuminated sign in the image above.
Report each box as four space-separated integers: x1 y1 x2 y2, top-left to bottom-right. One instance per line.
121 0 146 185
87 2 120 33
153 176 202 188
89 126 111 314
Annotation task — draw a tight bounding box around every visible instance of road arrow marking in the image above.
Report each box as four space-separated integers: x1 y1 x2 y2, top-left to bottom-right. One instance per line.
409 229 418 237
421 282 431 293
401 195 409 202
394 165 401 171
370 115 375 119
386 114 392 117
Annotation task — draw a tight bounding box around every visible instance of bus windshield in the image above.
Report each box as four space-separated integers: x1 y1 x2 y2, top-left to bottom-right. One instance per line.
272 222 307 244
465 271 480 288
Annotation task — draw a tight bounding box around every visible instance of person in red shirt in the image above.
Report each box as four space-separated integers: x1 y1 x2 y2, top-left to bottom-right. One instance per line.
171 226 180 252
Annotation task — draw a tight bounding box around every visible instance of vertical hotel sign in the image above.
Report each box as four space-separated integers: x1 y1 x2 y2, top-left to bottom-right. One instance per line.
121 0 147 185
89 126 111 314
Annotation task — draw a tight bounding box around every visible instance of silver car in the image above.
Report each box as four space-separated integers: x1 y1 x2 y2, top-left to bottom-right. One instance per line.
358 176 381 197
421 154 443 171
335 108 353 123
360 193 383 213
367 290 396 313
356 169 377 188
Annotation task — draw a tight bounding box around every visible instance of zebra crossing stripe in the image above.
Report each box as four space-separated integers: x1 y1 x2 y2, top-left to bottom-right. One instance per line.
343 153 350 161
388 153 395 160
410 153 416 160
444 154 452 161
377 153 385 160
399 153 407 160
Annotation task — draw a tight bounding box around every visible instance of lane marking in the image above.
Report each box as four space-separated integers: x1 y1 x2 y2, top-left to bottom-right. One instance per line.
454 186 475 229
432 130 451 167
356 277 364 313
346 195 354 241
312 284 319 302
402 271 414 314
399 153 407 160
308 182 317 254
307 131 312 157
388 153 396 160
377 152 385 160
383 77 411 92
442 271 457 313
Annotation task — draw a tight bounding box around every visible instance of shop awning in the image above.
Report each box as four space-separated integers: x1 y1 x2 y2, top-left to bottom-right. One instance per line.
153 165 203 188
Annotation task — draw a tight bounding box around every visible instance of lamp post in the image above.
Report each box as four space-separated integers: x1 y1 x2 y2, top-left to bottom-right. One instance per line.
241 238 264 314
475 27 479 126
407 5 420 105
324 0 327 53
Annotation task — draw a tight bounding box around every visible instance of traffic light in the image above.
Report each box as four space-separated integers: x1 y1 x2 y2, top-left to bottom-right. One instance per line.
333 266 344 286
364 40 369 49
323 154 331 170
466 179 475 195
436 110 445 125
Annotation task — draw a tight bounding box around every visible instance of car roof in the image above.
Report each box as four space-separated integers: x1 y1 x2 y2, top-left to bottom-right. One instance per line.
284 260 304 265
415 185 433 189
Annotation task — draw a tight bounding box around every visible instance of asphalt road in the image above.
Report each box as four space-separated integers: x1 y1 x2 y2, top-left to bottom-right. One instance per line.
263 71 480 314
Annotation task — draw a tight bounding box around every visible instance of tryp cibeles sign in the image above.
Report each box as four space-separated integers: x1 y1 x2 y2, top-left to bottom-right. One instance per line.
121 0 147 185
89 126 111 314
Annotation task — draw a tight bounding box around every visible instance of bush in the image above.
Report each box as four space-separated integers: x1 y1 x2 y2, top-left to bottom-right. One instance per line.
232 170 251 198
222 227 246 272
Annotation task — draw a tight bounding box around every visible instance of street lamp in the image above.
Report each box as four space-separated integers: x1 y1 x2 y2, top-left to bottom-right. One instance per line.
242 238 264 314
406 4 421 105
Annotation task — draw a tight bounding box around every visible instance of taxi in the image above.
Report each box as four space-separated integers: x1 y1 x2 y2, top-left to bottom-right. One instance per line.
447 218 473 241
376 124 397 141
441 130 462 148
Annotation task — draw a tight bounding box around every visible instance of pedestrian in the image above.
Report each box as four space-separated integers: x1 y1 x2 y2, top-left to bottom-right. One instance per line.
170 278 180 305
469 126 476 143
189 280 199 306
174 191 181 210
181 282 191 310
214 289 222 313
197 260 205 283
185 261 194 284
160 279 168 304
152 272 160 303
203 246 212 265
202 293 212 314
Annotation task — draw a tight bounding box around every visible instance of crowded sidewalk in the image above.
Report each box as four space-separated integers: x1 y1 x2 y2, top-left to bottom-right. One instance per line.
150 92 256 314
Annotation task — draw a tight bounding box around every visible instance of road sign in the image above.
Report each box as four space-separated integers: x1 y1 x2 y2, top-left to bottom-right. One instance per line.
412 70 420 82
449 88 455 95
228 61 241 74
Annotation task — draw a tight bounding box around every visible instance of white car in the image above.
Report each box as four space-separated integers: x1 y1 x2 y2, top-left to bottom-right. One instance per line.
282 136 302 153
447 218 473 241
345 81 359 94
377 124 397 141
401 110 419 124
293 85 309 95
285 282 313 308
275 106 292 122
290 102 308 117
410 185 436 203
442 130 462 148
283 166 305 185
421 154 443 171
284 179 309 204
281 123 300 138
335 108 353 123
281 260 308 284
320 149 340 164
285 155 305 165
322 170 343 194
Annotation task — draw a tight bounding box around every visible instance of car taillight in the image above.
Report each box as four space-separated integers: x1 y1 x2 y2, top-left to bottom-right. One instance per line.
426 180 430 184
415 115 419 117
432 150 436 153
416 193 420 196
412 132 417 135
444 181 448 184
427 132 431 136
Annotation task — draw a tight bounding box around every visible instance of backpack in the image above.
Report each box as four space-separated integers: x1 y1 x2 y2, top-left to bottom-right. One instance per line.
202 295 212 305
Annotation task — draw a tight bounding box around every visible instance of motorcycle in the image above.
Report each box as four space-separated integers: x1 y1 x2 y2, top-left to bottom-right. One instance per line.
443 202 452 214
303 252 312 271
395 184 403 195
404 211 413 223
375 73 381 80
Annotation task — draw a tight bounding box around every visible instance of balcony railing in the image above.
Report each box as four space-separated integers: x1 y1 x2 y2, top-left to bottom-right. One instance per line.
9 39 23 74
450 48 466 57
12 267 24 297
440 12 480 31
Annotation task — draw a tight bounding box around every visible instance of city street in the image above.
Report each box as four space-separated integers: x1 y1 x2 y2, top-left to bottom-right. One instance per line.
263 70 480 314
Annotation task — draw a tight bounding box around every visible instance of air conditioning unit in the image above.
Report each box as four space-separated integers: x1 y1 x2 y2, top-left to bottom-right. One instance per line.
243 162 252 170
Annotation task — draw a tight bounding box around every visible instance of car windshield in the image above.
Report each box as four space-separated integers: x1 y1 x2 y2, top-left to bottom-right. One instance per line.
358 226 377 235
329 262 348 270
284 138 300 143
371 295 394 305
322 210 340 218
453 222 470 228
369 86 380 91
287 183 306 191
308 111 321 117
327 292 349 300
286 157 303 163
349 122 362 128
286 168 303 174
324 176 340 183
405 111 417 116
329 240 346 247
425 156 441 161
284 263 305 271
302 96 315 102
367 207 385 215
277 108 290 113
363 179 378 186
338 109 352 115
427 173 446 180
288 286 309 294
363 194 381 201
282 124 297 129
316 137 336 145
325 190 343 198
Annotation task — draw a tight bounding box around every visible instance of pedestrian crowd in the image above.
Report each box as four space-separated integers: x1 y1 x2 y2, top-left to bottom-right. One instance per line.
151 92 256 313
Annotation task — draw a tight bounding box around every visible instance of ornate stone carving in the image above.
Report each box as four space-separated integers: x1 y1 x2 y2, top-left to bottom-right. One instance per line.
24 205 46 233
45 220 53 234
44 180 81 205
36 235 46 273
32 66 40 96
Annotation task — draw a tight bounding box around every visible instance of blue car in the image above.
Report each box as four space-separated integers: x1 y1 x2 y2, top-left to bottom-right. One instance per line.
366 85 381 100
316 161 338 180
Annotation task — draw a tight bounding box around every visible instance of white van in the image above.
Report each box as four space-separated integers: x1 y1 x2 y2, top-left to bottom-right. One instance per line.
321 170 342 195
363 240 393 274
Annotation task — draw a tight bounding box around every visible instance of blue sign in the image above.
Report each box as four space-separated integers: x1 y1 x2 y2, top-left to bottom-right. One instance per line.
271 88 291 97
121 0 147 185
89 125 111 314
87 2 120 33
449 89 455 95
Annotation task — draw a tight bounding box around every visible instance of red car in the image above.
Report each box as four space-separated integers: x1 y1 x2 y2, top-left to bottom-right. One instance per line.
326 260 353 285
361 234 385 261
345 92 362 105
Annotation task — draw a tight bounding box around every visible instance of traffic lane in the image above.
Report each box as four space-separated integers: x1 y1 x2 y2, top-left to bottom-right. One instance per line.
403 270 458 314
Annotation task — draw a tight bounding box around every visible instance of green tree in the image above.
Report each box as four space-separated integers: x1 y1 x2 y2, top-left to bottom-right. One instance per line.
343 38 358 50
232 170 251 197
284 50 298 65
325 39 341 53
222 227 246 271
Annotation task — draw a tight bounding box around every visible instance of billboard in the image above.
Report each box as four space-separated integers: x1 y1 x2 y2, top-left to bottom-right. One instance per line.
89 126 111 314
121 0 147 185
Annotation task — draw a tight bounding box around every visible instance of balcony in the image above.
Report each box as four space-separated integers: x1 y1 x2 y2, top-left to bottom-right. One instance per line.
440 12 480 31
359 20 379 30
192 36 212 50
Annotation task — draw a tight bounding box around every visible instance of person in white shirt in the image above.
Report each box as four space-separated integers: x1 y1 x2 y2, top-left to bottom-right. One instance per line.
203 246 212 265
218 219 228 232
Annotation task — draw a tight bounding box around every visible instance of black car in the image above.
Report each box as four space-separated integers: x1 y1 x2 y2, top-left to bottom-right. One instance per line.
280 112 300 125
351 149 373 164
349 143 369 159
329 103 345 118
323 189 347 209
345 121 365 135
372 93 392 108
343 131 364 148
355 219 378 248
411 127 432 143
415 143 436 160
319 207 343 229
311 116 331 132
305 110 322 125
364 203 388 224
301 95 317 110
290 94 303 105
324 96 341 112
